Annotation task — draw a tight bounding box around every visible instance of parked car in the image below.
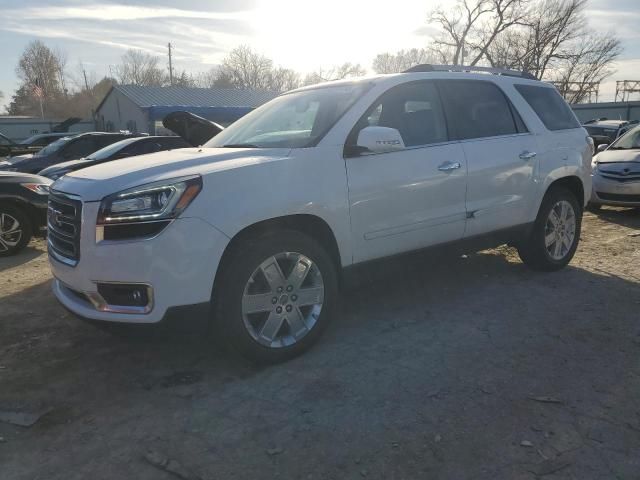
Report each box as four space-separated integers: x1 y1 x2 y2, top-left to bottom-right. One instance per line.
39 136 191 180
48 65 592 362
0 132 43 159
583 118 639 149
19 132 74 149
0 172 51 256
589 123 640 209
0 132 143 174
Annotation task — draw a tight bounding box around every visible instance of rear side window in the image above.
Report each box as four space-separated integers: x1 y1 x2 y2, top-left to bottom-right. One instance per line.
438 80 522 140
515 84 580 131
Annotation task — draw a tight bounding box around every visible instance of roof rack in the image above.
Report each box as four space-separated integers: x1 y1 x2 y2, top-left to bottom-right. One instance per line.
403 64 537 80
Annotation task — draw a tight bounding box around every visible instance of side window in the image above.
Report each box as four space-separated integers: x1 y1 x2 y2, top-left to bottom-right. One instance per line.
162 138 189 149
514 84 580 131
97 136 123 149
353 81 448 148
438 80 519 140
62 137 97 158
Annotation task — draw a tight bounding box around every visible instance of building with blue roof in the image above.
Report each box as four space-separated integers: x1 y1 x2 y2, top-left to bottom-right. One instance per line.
95 84 279 134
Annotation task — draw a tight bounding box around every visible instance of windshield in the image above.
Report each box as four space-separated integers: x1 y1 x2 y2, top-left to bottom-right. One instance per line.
35 136 73 156
609 125 640 150
205 83 371 149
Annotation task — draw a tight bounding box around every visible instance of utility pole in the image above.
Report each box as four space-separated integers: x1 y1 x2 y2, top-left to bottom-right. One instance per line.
168 42 174 86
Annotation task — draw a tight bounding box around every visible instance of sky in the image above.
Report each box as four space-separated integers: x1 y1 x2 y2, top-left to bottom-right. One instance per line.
0 0 639 111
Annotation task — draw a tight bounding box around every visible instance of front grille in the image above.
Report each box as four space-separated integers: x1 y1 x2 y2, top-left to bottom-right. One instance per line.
596 192 640 203
599 167 640 183
48 191 82 266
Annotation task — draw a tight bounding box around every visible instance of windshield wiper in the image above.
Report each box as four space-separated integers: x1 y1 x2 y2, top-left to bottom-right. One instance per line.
222 143 259 148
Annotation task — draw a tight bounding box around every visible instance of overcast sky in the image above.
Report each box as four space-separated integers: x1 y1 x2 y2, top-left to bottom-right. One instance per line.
0 0 638 110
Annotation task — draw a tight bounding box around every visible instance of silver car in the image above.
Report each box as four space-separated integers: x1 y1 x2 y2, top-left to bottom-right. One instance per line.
590 124 640 209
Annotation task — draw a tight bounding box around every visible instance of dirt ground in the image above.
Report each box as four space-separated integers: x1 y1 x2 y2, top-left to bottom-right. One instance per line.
1 208 639 480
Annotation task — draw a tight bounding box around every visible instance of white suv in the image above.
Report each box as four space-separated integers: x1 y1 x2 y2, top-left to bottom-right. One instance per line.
48 66 592 362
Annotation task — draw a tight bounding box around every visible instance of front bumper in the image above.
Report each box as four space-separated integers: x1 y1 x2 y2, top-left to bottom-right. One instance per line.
50 200 230 324
590 173 640 207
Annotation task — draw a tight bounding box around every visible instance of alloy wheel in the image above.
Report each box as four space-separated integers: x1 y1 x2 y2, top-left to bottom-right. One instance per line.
0 213 22 252
241 252 324 348
544 200 576 260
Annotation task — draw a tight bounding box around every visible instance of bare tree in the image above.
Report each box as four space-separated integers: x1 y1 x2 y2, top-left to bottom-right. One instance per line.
115 49 165 86
16 40 66 98
303 63 366 85
268 67 301 92
486 0 587 77
428 0 622 102
372 49 437 73
551 32 621 103
216 45 274 90
429 0 529 65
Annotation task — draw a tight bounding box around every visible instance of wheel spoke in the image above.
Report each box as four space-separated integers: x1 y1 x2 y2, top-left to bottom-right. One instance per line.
295 286 324 307
545 232 556 247
260 257 286 292
286 307 307 336
242 293 275 314
559 202 569 222
259 312 285 342
1 214 19 233
0 236 8 251
553 239 562 258
287 257 312 290
562 233 573 250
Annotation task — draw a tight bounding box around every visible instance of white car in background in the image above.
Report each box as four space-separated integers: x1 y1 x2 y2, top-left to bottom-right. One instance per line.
590 124 640 209
47 65 592 363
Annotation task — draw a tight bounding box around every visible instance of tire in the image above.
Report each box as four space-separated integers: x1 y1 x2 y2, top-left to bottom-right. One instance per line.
0 204 33 257
518 186 582 272
213 229 339 363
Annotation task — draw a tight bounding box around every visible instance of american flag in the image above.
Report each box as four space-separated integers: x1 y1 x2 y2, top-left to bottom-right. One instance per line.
33 80 44 98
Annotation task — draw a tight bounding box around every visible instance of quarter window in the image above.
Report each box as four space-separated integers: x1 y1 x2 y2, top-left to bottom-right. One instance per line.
352 81 448 148
515 84 580 131
438 80 521 140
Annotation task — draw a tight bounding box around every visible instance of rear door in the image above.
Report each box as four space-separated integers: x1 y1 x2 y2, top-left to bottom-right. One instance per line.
345 80 468 262
438 79 538 236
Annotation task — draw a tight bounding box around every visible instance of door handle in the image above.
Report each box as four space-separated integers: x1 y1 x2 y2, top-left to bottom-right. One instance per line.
438 161 462 172
519 151 537 160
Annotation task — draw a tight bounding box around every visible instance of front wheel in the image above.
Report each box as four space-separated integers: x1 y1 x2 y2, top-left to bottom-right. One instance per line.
518 187 582 271
213 229 338 363
0 204 33 257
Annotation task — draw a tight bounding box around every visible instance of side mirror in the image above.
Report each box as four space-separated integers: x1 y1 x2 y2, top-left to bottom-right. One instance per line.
356 126 405 155
596 143 609 153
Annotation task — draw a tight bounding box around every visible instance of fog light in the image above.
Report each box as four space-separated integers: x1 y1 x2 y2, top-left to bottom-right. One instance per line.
97 283 151 308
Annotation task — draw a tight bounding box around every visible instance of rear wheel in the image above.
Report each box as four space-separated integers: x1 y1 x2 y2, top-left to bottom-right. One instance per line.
518 187 582 271
214 230 338 363
0 204 32 257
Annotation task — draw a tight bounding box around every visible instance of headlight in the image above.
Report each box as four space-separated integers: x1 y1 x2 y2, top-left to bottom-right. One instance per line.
21 183 50 195
97 175 202 229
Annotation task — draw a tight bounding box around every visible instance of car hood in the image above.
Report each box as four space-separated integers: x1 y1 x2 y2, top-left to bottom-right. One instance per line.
5 153 34 164
0 171 53 185
162 111 224 146
595 149 640 163
52 147 291 201
39 158 92 175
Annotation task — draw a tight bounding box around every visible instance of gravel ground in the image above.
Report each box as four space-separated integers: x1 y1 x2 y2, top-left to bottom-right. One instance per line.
1 208 639 480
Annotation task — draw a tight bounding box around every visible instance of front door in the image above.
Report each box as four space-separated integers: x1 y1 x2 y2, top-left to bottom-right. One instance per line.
345 81 468 263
